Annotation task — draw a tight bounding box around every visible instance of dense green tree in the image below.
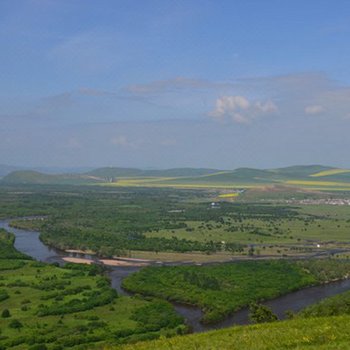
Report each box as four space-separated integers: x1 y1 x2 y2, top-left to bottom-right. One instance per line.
1 309 10 318
249 303 278 324
9 319 23 331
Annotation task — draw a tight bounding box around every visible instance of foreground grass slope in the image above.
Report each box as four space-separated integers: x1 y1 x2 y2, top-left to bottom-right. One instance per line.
116 315 350 350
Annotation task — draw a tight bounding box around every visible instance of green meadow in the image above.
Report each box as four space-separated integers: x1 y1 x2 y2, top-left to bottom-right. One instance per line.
2 184 350 262
0 233 185 349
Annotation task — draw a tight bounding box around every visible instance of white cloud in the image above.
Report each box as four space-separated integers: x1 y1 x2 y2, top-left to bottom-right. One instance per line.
305 105 325 115
255 100 278 113
210 95 278 124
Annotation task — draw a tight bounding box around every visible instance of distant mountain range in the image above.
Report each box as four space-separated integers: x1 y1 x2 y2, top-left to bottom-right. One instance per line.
0 164 21 178
0 164 94 178
1 165 350 188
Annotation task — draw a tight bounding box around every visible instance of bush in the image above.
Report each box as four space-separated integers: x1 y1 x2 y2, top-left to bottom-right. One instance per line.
249 303 278 324
28 345 48 350
1 309 10 318
9 319 23 331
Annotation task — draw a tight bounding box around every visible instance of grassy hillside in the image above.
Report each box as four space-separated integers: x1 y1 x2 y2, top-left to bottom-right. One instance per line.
86 167 145 179
1 170 102 185
1 168 220 185
104 165 350 190
155 168 276 185
0 164 21 178
87 167 220 179
115 315 350 350
2 165 350 190
273 165 333 178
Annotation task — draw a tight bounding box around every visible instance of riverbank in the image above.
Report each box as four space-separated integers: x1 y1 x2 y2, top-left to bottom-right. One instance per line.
3 217 350 334
8 217 347 264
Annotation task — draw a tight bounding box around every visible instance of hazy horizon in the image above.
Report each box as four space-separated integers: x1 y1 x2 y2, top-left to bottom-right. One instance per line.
1 1 350 169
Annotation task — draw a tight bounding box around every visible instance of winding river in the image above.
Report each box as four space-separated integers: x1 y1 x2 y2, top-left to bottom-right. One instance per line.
2 218 350 333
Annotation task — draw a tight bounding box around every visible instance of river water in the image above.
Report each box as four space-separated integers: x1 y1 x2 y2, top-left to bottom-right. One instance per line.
2 218 350 333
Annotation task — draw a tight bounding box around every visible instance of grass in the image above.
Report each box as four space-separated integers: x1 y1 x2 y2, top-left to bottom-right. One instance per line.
0 232 186 349
145 203 350 247
126 250 237 263
115 315 350 350
0 260 185 349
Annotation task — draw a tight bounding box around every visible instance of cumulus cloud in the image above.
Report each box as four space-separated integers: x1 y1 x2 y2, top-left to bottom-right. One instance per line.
210 95 278 124
305 105 325 115
5 72 350 132
255 100 279 113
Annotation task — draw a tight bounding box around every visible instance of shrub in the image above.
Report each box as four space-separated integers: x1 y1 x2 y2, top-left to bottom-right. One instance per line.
1 309 10 318
249 303 278 324
9 319 23 331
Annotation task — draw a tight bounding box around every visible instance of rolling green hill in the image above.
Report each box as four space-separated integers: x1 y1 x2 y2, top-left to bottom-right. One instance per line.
86 167 221 179
0 164 21 178
0 170 102 185
2 165 350 190
272 165 334 178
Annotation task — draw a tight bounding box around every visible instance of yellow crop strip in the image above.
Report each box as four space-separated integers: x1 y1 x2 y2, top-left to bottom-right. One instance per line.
311 169 350 177
285 180 350 187
218 193 239 198
99 182 260 189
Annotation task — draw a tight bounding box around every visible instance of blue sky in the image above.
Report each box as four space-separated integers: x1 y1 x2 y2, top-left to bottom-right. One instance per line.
1 0 350 169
